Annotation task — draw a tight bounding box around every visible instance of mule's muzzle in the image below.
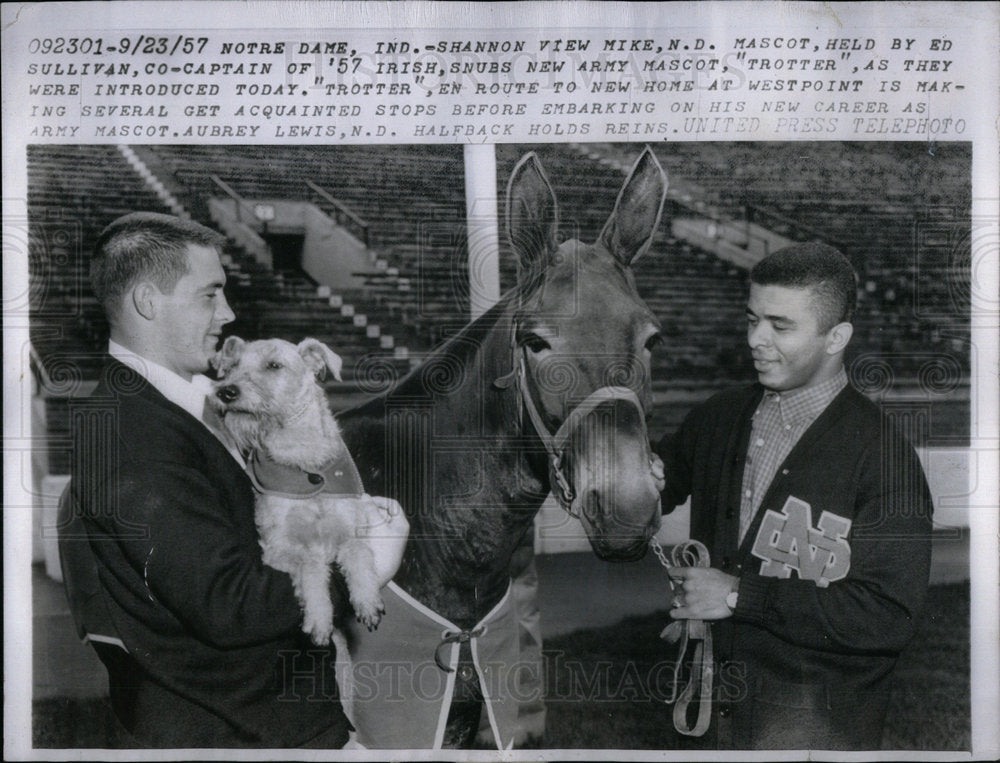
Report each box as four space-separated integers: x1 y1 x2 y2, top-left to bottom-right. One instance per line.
215 384 241 404
580 488 661 562
588 526 659 562
565 394 662 561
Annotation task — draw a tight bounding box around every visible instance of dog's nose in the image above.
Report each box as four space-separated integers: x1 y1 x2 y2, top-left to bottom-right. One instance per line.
215 385 240 403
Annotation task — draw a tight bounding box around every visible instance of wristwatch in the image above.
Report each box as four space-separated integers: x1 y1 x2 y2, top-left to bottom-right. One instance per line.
726 590 739 612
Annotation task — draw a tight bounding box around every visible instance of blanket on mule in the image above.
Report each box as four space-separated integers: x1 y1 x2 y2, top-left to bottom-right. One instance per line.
337 581 519 750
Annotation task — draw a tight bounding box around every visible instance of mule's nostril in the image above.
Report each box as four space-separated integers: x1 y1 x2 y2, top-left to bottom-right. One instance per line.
216 385 240 403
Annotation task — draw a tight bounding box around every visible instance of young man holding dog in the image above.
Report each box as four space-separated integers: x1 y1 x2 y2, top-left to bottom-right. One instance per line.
654 243 933 750
59 212 409 748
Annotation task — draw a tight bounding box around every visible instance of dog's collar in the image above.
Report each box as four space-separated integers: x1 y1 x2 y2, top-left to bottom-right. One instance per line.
246 448 365 498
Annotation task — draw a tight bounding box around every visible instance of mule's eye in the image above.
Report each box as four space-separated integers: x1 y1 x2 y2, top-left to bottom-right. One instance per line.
644 332 662 353
522 334 551 353
266 360 283 370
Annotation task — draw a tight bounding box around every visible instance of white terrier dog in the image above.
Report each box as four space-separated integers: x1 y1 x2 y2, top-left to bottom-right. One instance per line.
210 336 386 645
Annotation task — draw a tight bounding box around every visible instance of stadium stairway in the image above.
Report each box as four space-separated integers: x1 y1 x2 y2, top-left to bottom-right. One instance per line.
134 145 470 352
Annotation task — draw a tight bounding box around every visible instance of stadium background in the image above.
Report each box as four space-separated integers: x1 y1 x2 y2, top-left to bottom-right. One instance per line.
26 142 972 749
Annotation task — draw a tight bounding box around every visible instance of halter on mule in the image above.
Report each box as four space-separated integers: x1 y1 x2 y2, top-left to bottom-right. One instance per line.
493 329 653 519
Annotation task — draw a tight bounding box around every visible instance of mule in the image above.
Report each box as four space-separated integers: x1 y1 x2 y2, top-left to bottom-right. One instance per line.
336 148 669 748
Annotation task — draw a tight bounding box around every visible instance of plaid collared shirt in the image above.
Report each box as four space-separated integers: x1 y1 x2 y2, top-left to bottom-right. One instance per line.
738 368 849 542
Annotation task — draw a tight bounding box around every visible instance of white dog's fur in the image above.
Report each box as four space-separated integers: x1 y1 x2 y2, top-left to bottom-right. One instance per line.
211 336 384 645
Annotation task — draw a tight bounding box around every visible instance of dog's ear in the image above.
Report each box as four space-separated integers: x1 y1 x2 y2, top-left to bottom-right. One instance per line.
298 338 343 381
212 336 245 377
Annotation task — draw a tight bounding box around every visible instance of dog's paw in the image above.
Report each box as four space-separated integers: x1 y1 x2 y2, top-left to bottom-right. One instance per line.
304 613 335 645
307 623 335 645
353 596 385 632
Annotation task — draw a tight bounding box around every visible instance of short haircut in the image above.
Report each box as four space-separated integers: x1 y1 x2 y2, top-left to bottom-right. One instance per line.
91 212 225 321
750 242 858 332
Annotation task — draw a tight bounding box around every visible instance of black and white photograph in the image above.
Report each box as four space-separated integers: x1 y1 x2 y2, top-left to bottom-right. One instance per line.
4 3 998 760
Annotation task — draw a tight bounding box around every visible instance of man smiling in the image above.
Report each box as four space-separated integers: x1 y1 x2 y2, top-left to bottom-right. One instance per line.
654 243 933 750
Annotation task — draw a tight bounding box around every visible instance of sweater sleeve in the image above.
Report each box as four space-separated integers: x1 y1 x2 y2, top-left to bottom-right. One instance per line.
734 431 933 655
103 459 339 649
653 408 698 512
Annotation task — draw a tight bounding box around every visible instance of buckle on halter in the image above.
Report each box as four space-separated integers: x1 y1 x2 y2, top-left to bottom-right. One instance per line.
549 453 576 516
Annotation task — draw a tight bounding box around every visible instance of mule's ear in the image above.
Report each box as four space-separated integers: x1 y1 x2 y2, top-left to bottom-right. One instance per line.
599 147 668 266
298 337 343 381
506 152 558 285
211 335 244 376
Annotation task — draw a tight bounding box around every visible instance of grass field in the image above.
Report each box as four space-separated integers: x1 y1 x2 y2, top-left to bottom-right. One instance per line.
541 581 970 750
34 582 969 751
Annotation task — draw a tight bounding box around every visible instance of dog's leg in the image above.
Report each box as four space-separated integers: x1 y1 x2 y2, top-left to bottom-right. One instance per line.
331 628 355 723
299 559 336 645
336 539 384 631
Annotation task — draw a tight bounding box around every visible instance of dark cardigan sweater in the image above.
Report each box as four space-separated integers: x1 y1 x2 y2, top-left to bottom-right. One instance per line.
655 382 933 750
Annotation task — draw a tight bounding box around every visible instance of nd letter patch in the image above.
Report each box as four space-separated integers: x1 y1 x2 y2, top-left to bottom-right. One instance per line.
750 496 852 588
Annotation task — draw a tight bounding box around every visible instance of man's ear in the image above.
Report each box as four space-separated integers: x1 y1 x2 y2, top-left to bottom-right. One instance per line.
826 321 853 355
131 281 158 320
298 338 343 381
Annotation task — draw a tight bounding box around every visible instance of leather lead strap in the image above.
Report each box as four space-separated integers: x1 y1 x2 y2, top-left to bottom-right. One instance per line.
653 539 715 738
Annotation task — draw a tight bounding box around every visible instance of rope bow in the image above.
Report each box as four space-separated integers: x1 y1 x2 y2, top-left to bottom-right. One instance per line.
434 626 487 672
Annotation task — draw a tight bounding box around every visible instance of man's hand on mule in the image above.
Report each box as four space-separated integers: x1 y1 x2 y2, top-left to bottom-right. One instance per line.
668 567 739 621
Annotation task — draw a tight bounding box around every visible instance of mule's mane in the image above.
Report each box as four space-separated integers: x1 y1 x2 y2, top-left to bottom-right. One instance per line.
386 288 521 399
